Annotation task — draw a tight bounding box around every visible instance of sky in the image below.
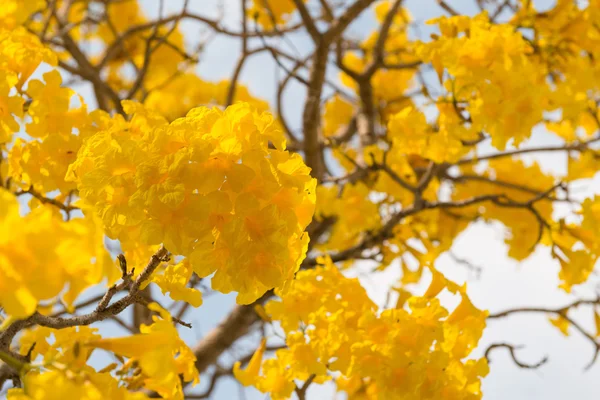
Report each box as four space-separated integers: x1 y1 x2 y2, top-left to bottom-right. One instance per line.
5 1 599 399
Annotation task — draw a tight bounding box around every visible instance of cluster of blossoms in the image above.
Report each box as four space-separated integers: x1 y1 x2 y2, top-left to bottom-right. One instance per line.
317 3 600 295
0 2 315 397
10 304 197 399
68 101 316 304
0 189 113 320
416 12 548 151
235 257 488 400
1 0 316 310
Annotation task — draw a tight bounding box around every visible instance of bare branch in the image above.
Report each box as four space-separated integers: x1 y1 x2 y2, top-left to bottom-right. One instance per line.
0 247 169 354
485 343 548 369
291 0 321 42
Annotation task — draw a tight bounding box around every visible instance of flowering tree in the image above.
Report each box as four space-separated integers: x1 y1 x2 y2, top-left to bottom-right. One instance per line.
0 0 599 398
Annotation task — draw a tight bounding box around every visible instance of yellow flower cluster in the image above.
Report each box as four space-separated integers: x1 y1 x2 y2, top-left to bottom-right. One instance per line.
68 101 316 304
10 305 197 399
0 13 99 201
322 95 354 138
8 369 150 400
18 326 100 368
8 70 96 196
515 0 600 137
417 13 547 150
0 189 115 319
0 0 44 30
0 27 55 89
315 183 381 251
153 259 203 307
545 196 600 292
0 26 55 145
88 304 198 398
387 106 468 164
235 258 488 400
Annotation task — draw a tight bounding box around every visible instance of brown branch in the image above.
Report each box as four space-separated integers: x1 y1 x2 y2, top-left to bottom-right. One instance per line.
448 251 483 278
335 0 417 148
51 9 123 114
457 135 600 165
324 0 377 44
488 298 600 320
109 315 136 333
448 174 568 201
225 0 250 106
364 0 404 78
0 247 169 355
191 293 269 375
184 367 229 399
15 187 79 213
306 187 557 266
302 0 376 181
488 298 600 369
295 374 316 400
382 60 422 69
318 0 334 21
99 13 303 69
226 45 270 106
484 343 548 369
371 159 417 193
276 54 311 146
0 362 17 392
291 0 321 42
126 14 177 100
133 295 192 329
436 0 460 15
301 43 328 181
491 0 514 21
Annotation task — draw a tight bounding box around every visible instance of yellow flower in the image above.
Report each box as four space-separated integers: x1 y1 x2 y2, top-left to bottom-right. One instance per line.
153 259 203 307
0 189 114 319
0 0 44 30
387 106 467 163
0 68 23 144
247 0 304 29
233 338 267 386
8 369 150 400
88 303 198 398
25 70 86 139
323 95 354 137
19 326 100 369
0 27 56 87
239 260 489 400
418 12 547 150
316 182 381 250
